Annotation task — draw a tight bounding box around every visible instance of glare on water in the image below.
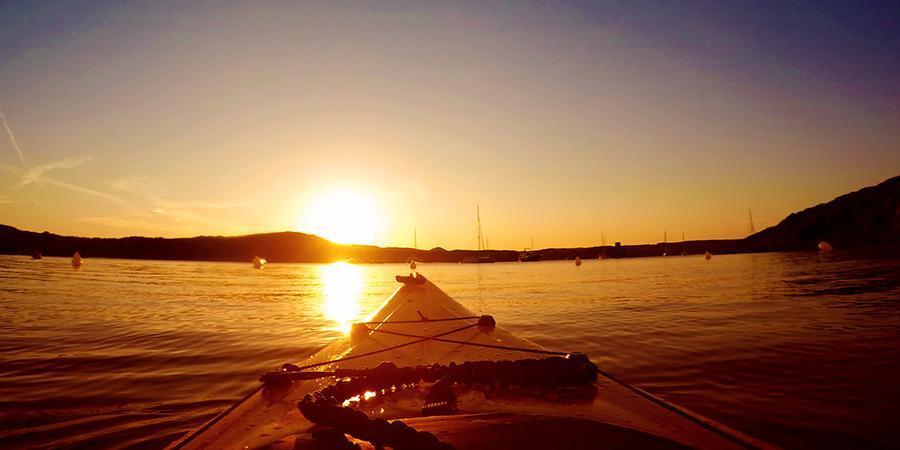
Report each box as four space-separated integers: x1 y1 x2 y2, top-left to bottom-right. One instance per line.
318 262 364 334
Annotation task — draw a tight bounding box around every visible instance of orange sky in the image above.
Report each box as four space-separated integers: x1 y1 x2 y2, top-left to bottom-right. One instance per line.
1 3 898 250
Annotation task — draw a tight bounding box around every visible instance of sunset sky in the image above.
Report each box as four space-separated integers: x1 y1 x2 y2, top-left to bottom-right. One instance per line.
1 1 898 249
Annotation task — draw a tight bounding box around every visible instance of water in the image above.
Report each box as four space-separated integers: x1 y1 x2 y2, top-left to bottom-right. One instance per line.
1 250 899 449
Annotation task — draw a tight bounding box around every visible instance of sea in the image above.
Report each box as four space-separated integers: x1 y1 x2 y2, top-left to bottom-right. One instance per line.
1 249 899 449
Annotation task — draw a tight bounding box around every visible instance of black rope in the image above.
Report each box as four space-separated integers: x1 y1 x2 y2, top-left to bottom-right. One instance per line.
349 321 761 448
174 324 477 448
357 327 761 449
297 355 600 450
177 315 761 450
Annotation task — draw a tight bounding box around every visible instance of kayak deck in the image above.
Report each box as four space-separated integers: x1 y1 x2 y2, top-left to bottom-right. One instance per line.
169 275 774 450
266 413 692 449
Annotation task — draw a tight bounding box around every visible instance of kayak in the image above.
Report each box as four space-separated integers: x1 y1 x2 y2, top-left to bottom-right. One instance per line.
168 273 774 450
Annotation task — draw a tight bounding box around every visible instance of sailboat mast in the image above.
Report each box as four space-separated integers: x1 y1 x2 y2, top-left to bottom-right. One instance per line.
663 229 668 256
476 205 484 250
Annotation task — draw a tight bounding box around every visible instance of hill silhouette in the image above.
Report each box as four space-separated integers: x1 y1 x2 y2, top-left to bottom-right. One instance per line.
0 225 522 263
0 224 748 263
2 175 897 262
745 175 899 251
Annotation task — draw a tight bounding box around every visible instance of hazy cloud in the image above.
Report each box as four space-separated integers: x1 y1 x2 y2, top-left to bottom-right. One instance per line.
41 176 131 206
108 176 164 199
109 177 242 207
75 215 152 230
2 164 247 236
76 210 248 236
105 176 248 233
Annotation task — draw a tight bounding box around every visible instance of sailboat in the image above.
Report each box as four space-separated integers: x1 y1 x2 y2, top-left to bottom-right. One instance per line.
252 256 266 269
462 206 494 263
598 232 609 259
518 236 542 262
461 256 494 264
662 230 668 256
518 250 541 262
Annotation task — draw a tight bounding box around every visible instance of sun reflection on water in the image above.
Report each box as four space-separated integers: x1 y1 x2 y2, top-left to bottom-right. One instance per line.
319 262 364 334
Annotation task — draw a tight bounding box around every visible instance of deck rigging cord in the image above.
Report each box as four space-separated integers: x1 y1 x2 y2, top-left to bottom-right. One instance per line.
254 314 595 450
262 315 567 385
171 322 479 449
174 313 762 450
358 316 480 325
268 313 761 450
365 325 568 356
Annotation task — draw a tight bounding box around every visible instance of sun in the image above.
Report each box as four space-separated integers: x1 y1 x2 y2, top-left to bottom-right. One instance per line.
299 190 383 245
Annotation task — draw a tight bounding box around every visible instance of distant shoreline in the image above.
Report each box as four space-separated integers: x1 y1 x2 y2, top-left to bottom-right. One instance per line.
2 174 897 264
0 223 749 264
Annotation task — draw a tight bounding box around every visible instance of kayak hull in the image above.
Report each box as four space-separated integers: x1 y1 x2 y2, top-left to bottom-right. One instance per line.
169 276 774 450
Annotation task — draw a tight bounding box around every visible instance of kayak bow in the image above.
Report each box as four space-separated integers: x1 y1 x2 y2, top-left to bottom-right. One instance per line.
169 273 774 450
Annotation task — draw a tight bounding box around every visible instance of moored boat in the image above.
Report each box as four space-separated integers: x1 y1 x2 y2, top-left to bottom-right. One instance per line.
460 255 493 264
168 274 774 450
518 251 542 262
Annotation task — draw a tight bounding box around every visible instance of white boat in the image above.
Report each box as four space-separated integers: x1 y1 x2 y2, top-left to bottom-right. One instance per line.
71 251 83 269
252 256 266 269
169 274 773 450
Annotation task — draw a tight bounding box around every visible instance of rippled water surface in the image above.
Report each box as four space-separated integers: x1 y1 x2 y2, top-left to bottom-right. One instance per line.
1 250 899 449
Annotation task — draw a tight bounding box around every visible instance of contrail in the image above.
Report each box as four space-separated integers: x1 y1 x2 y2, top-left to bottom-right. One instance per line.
0 161 129 207
0 104 40 186
13 155 94 189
